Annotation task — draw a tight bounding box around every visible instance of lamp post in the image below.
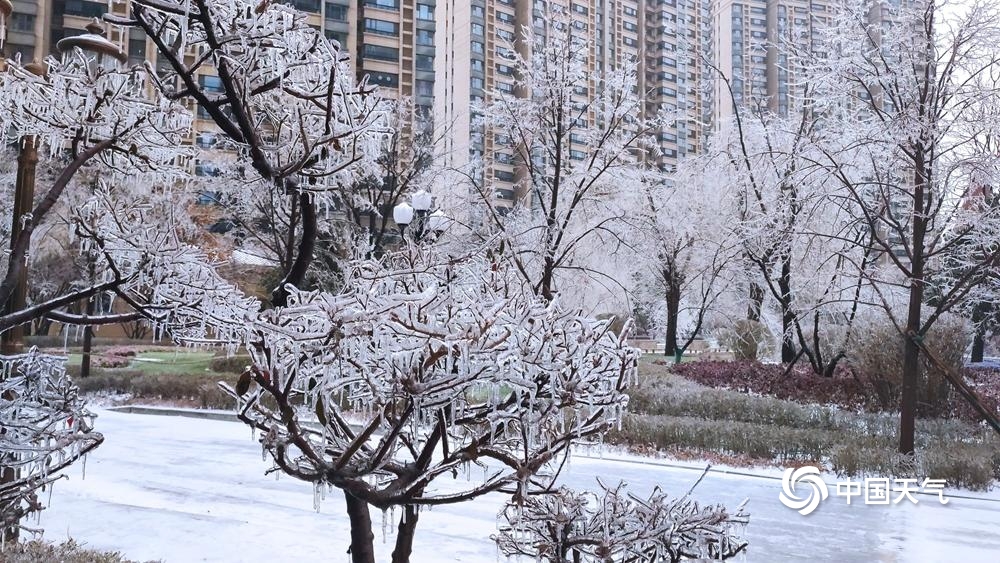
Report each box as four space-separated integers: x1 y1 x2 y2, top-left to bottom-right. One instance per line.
57 20 127 378
394 190 449 243
0 2 44 356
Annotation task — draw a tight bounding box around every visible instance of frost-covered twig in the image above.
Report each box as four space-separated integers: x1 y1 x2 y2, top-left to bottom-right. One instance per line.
495 479 749 563
0 348 103 542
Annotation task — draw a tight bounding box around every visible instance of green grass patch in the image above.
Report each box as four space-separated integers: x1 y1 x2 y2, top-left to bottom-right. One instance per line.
65 349 220 375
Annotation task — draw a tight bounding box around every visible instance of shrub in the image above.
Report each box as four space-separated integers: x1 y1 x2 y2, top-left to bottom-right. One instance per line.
714 319 773 361
77 370 240 410
1 540 157 563
209 354 252 374
669 360 874 410
848 314 969 416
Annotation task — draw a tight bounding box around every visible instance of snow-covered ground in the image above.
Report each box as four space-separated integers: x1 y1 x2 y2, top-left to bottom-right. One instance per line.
36 410 1000 562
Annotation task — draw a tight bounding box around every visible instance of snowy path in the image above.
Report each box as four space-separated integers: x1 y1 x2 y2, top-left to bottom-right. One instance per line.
36 410 1000 562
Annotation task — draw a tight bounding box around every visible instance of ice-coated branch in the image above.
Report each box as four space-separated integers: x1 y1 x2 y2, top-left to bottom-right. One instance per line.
495 479 749 563
221 243 639 510
0 348 103 541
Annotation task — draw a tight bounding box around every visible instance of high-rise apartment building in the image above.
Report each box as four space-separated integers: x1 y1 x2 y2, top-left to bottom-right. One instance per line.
707 0 834 124
436 0 652 210
2 0 867 196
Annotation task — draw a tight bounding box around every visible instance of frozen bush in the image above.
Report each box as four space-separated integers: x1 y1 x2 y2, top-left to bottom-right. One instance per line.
848 314 969 415
714 319 773 361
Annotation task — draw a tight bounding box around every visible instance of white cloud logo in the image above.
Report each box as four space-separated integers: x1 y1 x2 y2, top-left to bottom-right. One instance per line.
779 466 829 515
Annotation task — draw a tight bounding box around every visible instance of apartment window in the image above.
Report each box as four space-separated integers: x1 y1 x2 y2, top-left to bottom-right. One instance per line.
364 0 398 10
471 59 484 72
623 21 637 32
195 162 221 177
494 152 513 164
288 0 321 13
416 29 434 46
199 75 224 93
623 36 636 47
498 82 514 94
416 54 434 70
128 31 146 62
472 23 484 35
325 3 348 20
624 5 637 16
362 44 399 61
572 3 587 14
472 41 484 54
570 150 587 161
496 64 514 76
325 30 347 46
494 170 515 183
471 5 484 17
416 3 434 20
64 0 106 17
415 79 433 96
495 189 515 201
365 18 398 36
497 29 514 42
497 11 515 24
471 77 484 90
10 13 34 32
196 133 217 148
367 71 399 88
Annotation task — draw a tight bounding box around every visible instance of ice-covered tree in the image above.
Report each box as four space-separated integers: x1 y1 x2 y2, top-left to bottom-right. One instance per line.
471 1 660 303
0 349 102 542
110 0 387 305
630 173 737 363
495 478 748 563
220 243 640 563
805 0 1000 451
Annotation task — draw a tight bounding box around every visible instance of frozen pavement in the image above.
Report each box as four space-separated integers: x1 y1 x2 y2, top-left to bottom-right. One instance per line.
36 410 1000 562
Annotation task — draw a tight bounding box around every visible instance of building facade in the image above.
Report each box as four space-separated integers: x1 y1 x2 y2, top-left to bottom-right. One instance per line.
2 0 856 198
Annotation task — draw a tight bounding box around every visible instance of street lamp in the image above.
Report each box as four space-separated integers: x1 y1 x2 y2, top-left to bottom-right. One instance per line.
0 7 45 356
56 19 128 69
56 19 127 378
393 191 450 242
0 0 12 55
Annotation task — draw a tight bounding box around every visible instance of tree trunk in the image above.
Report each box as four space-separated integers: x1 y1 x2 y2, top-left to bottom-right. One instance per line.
778 257 796 363
971 304 986 363
80 296 95 378
391 504 420 563
747 282 764 323
900 158 928 456
344 492 376 563
971 330 985 364
664 272 680 362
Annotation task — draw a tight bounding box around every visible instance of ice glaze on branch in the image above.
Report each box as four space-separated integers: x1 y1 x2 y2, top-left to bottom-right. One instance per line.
222 245 639 510
0 349 103 540
495 480 749 563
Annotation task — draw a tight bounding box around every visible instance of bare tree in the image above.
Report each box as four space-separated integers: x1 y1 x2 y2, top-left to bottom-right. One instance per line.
110 0 386 306
471 2 660 303
495 478 748 563
806 0 1000 451
220 243 639 563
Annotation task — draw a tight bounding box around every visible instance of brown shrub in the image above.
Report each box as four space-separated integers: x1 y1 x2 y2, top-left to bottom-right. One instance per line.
848 314 968 416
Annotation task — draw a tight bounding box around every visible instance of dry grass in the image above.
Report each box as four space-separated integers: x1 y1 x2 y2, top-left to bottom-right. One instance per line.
0 540 158 563
612 359 1000 490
